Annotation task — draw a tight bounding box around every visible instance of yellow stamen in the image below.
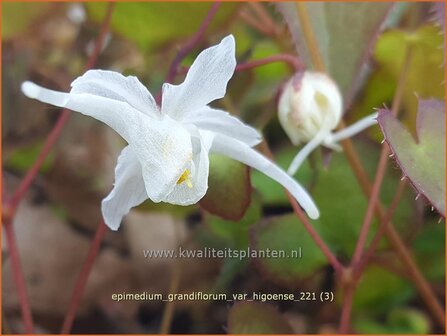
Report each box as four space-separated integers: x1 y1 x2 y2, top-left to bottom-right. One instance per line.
177 169 193 188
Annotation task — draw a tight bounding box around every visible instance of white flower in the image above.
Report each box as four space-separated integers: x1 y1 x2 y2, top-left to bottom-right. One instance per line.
21 35 319 230
278 71 378 175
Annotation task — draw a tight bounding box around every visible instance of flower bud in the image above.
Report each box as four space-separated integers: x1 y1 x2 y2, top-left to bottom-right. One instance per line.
278 71 343 145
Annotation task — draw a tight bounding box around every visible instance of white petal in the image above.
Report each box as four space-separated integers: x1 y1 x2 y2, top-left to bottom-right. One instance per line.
71 70 159 117
21 81 152 143
326 112 378 144
135 117 194 203
287 127 329 176
211 134 319 219
163 130 214 205
186 106 262 146
161 35 236 120
22 81 195 206
101 146 147 231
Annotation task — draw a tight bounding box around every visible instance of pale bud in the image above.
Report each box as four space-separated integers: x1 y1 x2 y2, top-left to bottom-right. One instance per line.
278 71 343 145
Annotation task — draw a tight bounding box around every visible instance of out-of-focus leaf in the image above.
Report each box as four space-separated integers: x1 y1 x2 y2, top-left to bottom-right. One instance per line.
276 2 394 107
374 26 445 125
5 142 54 173
200 154 252 221
413 222 445 280
353 308 430 334
352 266 414 314
251 147 313 206
250 214 327 286
2 2 51 39
86 3 239 52
378 99 445 216
227 301 293 334
206 192 261 249
253 141 416 256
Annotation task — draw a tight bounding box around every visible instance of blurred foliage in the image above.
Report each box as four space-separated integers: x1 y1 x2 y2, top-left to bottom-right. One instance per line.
356 25 445 133
2 2 444 334
227 302 293 334
250 213 327 286
277 2 394 106
86 2 240 52
253 141 416 256
352 266 414 315
2 2 51 39
353 308 430 334
200 154 252 221
4 141 54 173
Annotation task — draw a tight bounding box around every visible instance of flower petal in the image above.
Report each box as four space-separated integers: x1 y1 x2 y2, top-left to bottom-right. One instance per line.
211 134 320 219
21 81 151 143
326 112 378 144
161 35 236 120
101 146 147 231
135 117 194 203
186 106 262 146
71 70 159 117
163 130 214 205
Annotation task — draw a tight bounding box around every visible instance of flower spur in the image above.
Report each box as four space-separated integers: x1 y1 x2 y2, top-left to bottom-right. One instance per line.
22 35 319 230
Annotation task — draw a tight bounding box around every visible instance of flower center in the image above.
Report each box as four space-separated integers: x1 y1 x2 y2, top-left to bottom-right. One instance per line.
176 169 193 188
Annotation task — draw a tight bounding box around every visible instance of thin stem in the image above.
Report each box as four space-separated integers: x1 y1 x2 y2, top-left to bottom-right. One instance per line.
351 46 411 267
356 180 407 276
338 284 355 334
60 221 107 334
9 2 115 212
164 2 220 85
159 223 182 334
247 3 278 36
259 143 344 275
235 54 303 72
344 45 411 333
179 53 303 76
2 4 115 334
3 218 34 334
287 193 344 275
294 2 444 328
295 3 325 72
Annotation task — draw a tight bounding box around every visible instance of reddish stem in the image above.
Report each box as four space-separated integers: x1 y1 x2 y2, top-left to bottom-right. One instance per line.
235 54 303 72
9 2 115 212
259 143 344 275
60 221 107 334
165 2 220 85
3 218 34 334
2 3 115 334
356 180 407 276
350 46 411 269
286 193 344 275
338 284 355 334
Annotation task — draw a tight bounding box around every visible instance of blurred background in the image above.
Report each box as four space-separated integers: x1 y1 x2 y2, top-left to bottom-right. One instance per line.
2 2 445 334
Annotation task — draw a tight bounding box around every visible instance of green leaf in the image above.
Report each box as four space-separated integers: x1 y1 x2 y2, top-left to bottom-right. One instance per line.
86 3 239 52
5 142 54 173
377 99 445 216
200 154 252 221
413 222 445 281
227 301 293 334
277 2 394 106
205 192 261 249
352 266 414 314
250 214 327 286
2 2 51 39
374 26 445 126
353 308 430 334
